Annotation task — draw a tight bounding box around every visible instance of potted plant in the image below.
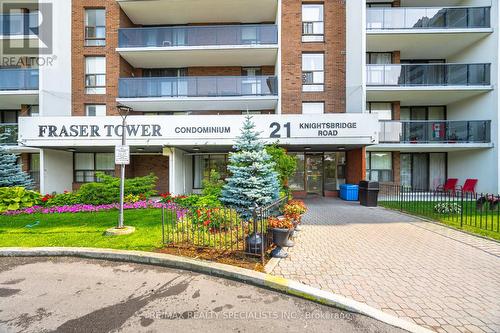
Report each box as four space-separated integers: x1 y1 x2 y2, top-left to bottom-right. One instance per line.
268 216 294 258
283 200 307 231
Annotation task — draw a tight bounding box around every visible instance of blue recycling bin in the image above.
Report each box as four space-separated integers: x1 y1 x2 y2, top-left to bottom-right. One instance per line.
339 184 359 201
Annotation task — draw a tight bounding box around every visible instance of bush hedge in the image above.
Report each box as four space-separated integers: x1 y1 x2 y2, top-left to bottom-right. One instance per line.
78 172 158 205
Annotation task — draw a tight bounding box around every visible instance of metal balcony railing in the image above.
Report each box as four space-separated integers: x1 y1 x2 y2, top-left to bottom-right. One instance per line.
366 63 490 86
378 120 491 144
0 13 39 35
119 76 278 98
118 24 278 48
0 124 18 145
0 68 39 90
367 6 490 30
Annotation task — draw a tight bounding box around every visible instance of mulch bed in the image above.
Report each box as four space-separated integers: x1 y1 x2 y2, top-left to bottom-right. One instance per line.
156 245 271 272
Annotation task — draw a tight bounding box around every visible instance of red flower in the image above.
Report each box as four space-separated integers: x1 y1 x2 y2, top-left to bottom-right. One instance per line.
41 197 48 202
203 220 210 226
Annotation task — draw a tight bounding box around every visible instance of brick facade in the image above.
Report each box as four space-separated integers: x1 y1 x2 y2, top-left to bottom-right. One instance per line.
71 0 136 117
281 0 346 114
346 148 366 185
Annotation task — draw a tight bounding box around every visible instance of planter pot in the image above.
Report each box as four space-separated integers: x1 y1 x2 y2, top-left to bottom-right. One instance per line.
271 228 291 248
294 224 302 232
271 228 293 258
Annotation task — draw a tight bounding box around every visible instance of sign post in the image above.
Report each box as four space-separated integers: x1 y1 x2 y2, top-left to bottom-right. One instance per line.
105 105 136 236
115 144 129 229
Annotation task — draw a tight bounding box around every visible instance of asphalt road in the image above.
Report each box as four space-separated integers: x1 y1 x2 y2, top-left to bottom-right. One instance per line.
0 257 407 333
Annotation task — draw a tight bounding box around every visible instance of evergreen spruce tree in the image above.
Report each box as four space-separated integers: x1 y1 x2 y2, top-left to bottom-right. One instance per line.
221 116 280 220
0 134 33 188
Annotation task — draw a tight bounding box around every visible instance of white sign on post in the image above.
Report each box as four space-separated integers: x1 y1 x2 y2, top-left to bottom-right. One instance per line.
115 145 130 165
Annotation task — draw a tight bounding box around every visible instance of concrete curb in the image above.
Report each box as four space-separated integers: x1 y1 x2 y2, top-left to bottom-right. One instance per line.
0 247 432 333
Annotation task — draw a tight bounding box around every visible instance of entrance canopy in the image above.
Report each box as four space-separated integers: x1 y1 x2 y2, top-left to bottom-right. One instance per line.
18 114 379 148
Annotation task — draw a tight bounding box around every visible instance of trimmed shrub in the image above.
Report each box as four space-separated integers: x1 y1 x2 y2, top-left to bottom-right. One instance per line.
78 172 158 205
44 192 81 207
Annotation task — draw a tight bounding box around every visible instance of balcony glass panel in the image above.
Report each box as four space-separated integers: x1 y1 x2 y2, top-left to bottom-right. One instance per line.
366 64 490 86
379 120 491 144
119 76 278 98
0 124 18 145
0 68 39 90
0 13 38 35
367 7 490 30
118 24 278 48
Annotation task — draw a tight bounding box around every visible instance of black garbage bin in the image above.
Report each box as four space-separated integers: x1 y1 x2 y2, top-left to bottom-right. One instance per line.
359 181 380 207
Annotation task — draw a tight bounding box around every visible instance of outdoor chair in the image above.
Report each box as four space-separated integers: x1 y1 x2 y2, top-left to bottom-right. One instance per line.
436 178 458 194
457 179 478 194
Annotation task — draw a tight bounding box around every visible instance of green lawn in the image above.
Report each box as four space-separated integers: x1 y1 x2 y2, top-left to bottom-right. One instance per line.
380 201 500 241
0 209 168 251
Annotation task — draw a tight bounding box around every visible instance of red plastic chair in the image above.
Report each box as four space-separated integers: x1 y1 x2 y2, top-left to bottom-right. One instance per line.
436 178 458 193
458 179 478 194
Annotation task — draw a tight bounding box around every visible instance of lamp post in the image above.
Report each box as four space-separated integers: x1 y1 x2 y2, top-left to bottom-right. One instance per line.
117 104 132 228
105 104 135 236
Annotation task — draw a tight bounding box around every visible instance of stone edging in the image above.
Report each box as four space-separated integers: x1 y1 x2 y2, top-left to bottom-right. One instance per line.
0 247 432 333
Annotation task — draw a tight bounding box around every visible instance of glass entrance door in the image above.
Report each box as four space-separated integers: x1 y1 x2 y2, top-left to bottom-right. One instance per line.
305 154 323 194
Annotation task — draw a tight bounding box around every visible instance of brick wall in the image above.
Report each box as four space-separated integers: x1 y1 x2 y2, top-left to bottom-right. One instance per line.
281 0 346 114
393 101 400 120
346 148 366 184
392 152 401 184
71 0 136 117
130 155 169 193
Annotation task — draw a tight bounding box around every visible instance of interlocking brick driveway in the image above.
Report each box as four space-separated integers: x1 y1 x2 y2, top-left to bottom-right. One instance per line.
270 197 500 333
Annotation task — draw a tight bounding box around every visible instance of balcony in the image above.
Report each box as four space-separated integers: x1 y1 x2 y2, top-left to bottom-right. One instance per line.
373 120 492 151
116 0 278 25
117 76 279 112
0 123 18 145
0 68 39 108
117 25 278 68
366 7 492 58
366 64 492 104
367 7 490 30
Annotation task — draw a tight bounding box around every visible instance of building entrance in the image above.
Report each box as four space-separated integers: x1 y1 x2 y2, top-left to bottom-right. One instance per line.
289 152 347 196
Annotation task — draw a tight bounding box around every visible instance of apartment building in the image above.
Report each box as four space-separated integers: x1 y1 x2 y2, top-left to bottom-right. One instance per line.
365 0 499 194
2 0 498 195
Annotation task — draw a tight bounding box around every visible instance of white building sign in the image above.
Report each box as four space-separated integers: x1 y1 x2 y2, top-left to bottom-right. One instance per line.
18 114 379 147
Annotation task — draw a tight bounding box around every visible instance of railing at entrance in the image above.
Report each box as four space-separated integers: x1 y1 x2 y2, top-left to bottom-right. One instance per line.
161 197 288 263
379 183 499 236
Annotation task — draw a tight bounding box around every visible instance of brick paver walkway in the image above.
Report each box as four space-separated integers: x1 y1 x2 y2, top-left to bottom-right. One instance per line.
270 197 500 333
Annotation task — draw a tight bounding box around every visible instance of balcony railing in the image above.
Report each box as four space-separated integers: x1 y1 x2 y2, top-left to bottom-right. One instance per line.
367 6 490 30
0 68 39 90
379 120 491 144
0 13 39 35
366 64 490 86
118 24 278 48
0 124 18 145
119 76 278 98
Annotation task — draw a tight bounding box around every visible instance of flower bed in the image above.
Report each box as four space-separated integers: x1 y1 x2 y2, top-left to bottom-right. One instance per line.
3 200 185 217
